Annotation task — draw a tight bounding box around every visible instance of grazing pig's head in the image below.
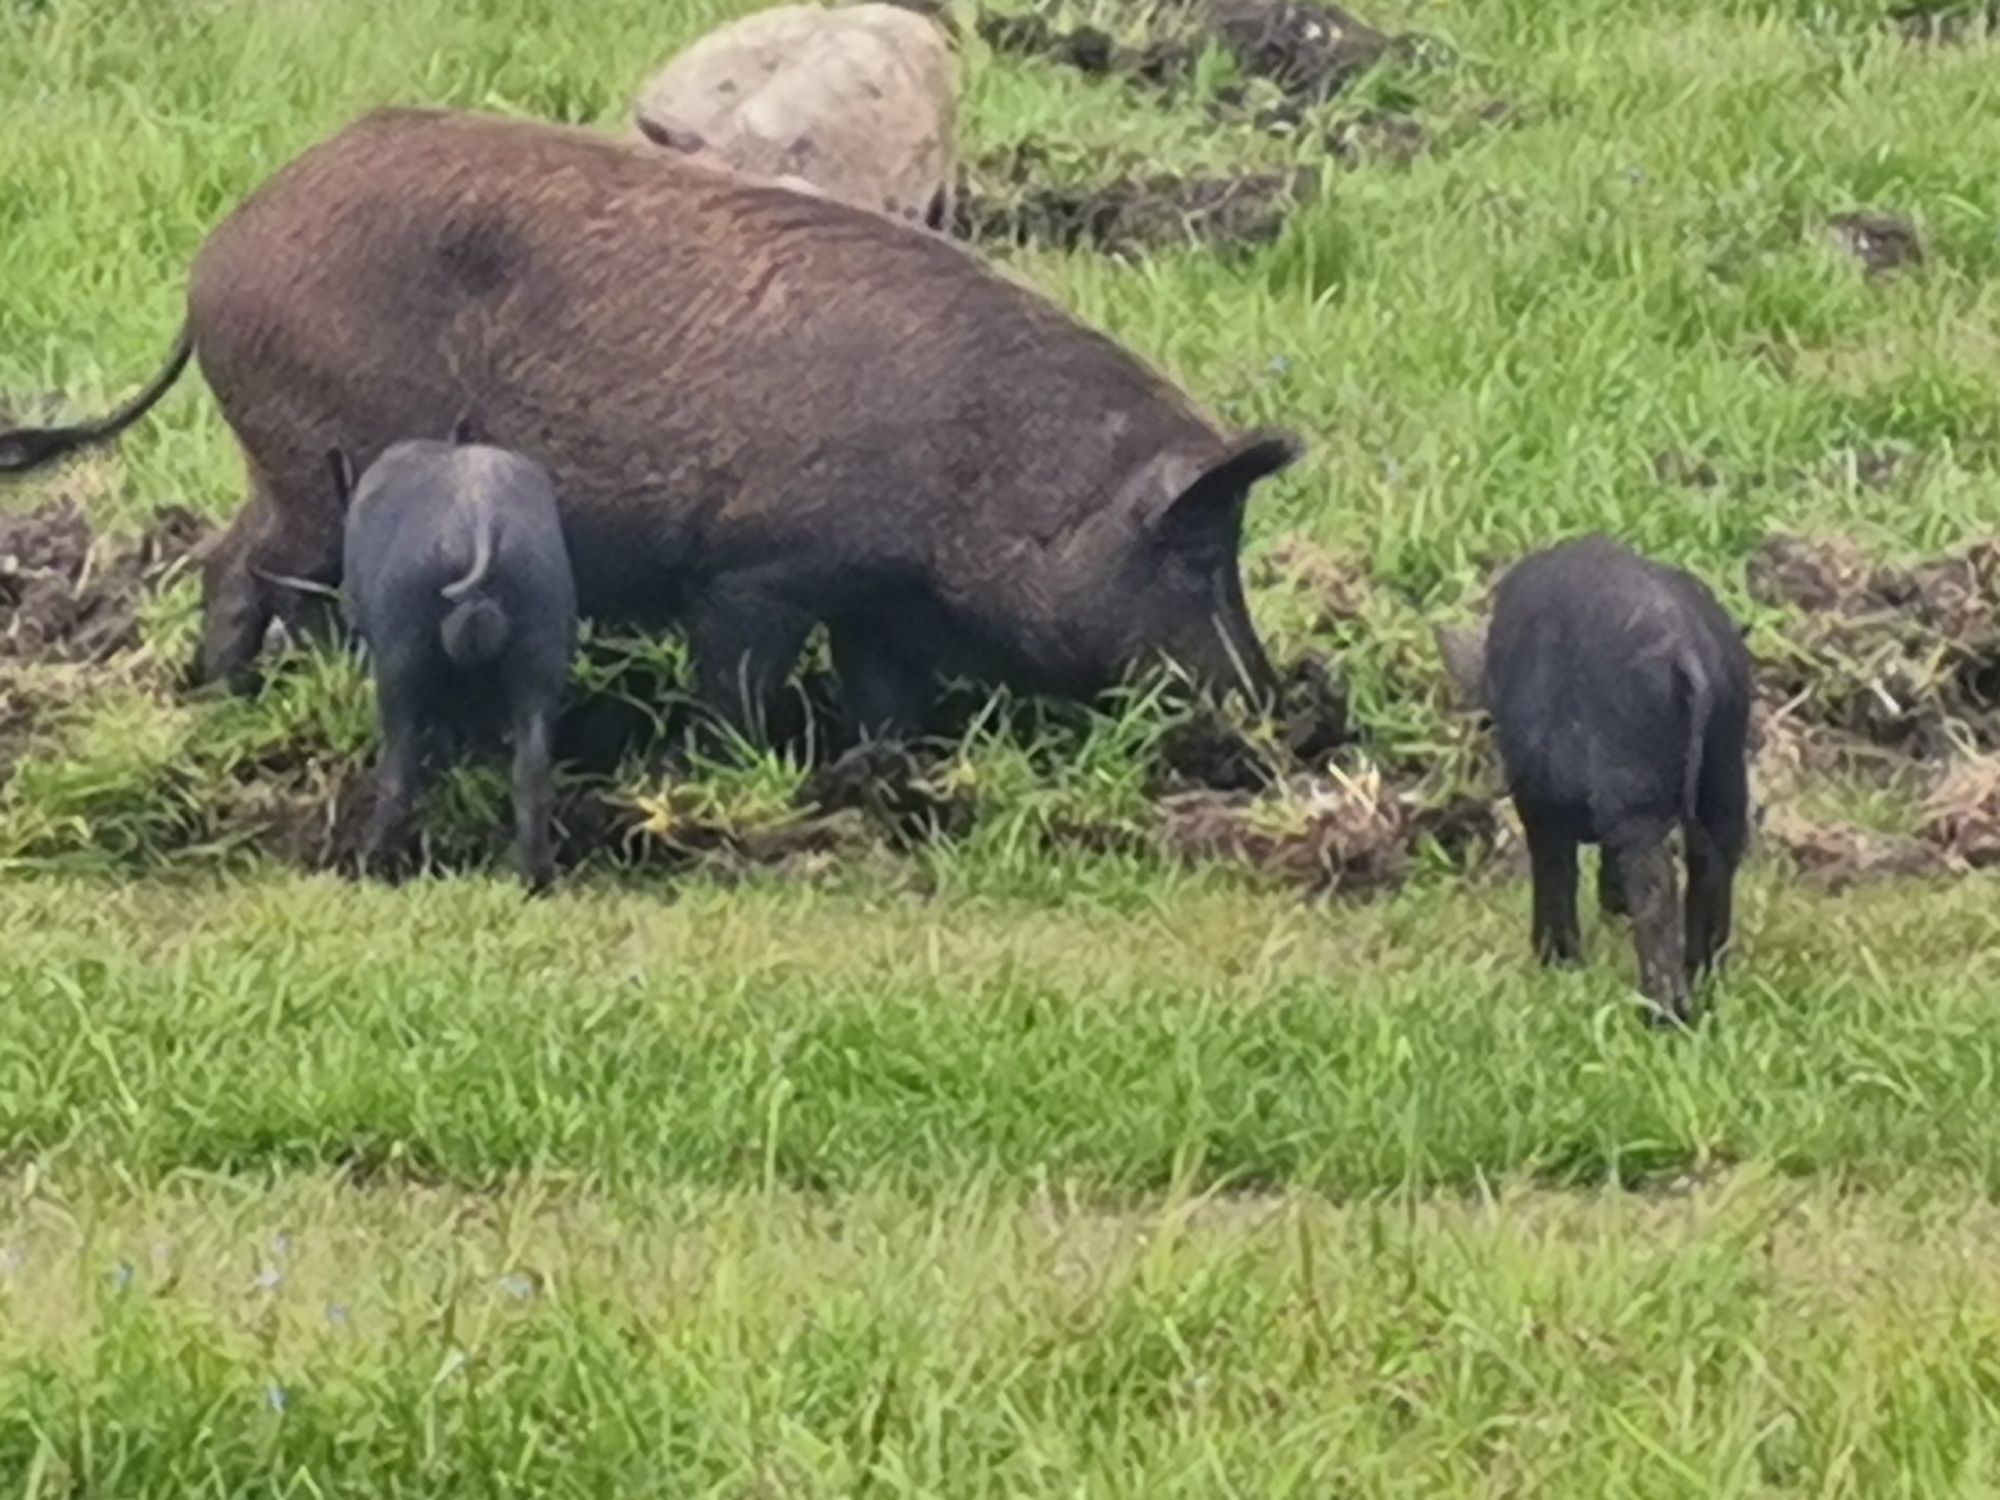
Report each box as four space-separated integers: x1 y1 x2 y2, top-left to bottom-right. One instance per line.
1065 429 1301 706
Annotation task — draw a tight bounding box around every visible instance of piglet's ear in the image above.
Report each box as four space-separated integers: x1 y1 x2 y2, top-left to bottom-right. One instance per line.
1152 429 1304 541
1435 622 1490 710
325 447 356 506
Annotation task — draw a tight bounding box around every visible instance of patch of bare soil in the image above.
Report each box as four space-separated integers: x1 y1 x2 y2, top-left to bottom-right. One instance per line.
978 0 1437 109
0 500 209 789
1207 0 1418 104
960 0 1460 250
0 500 207 665
1892 2 2000 44
1759 805 1950 890
1825 211 1925 275
1740 533 2000 886
1749 532 2000 761
1157 764 1409 894
955 144 1316 255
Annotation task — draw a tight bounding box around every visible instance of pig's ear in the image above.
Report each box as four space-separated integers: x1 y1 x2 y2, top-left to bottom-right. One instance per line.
1435 622 1489 709
1153 430 1304 541
325 447 356 506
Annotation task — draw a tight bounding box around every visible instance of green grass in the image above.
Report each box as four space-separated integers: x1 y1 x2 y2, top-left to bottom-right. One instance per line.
11 1169 2000 1495
7 0 2000 1489
0 877 1992 1493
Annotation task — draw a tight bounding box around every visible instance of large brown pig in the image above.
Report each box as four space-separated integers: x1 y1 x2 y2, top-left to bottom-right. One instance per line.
0 107 1300 738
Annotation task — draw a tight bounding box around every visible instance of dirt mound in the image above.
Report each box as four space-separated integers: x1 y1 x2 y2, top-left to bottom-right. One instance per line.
1893 3 2000 44
976 12 1172 78
0 500 210 789
1749 532 2000 760
1734 533 2000 887
978 0 1434 107
0 501 207 665
1208 0 1406 104
1157 764 1409 894
955 146 1316 254
1760 806 1950 890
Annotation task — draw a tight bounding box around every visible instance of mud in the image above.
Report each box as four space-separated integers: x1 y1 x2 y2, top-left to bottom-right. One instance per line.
958 0 1453 253
216 525 2000 892
955 146 1316 254
1826 211 1924 274
1208 0 1410 104
0 500 209 789
1749 532 2000 762
0 500 207 665
977 0 1433 109
1759 806 1950 891
1739 531 2000 885
1893 3 2000 43
1157 764 1410 895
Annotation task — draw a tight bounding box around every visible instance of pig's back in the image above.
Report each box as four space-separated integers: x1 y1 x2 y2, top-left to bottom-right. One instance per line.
343 442 571 634
191 108 1218 574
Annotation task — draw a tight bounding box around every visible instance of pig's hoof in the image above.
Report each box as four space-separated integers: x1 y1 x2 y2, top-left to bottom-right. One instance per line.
355 846 412 886
1641 999 1694 1033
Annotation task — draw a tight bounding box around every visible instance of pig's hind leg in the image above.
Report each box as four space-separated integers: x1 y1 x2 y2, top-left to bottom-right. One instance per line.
358 648 438 883
1521 812 1583 968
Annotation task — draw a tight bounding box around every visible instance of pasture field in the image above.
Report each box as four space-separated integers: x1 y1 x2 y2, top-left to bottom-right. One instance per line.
5 0 2000 1491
